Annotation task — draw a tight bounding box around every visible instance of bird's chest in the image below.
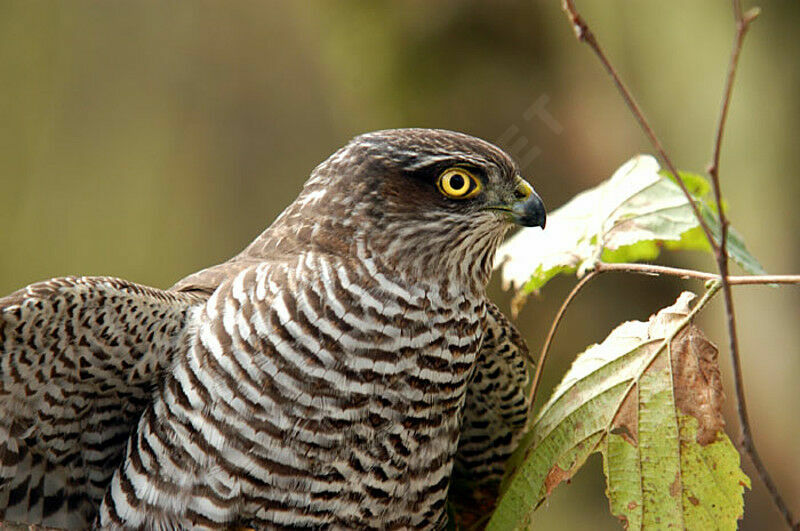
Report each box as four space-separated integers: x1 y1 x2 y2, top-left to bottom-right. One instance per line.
237 264 489 527
343 288 486 402
317 292 486 526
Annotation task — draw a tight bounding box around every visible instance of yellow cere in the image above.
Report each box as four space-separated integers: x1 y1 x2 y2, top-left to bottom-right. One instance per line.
438 167 481 199
515 177 533 200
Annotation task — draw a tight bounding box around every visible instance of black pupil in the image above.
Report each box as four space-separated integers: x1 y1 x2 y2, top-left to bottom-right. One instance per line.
449 173 466 191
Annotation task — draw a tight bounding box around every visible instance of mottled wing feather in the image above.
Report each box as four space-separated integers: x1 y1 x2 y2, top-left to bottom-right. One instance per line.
451 302 531 523
0 277 203 529
457 303 530 480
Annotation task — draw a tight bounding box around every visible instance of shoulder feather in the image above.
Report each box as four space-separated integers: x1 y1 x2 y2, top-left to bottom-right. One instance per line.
0 276 204 529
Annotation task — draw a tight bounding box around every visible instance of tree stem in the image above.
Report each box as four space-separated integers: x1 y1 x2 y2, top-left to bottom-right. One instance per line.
526 270 600 426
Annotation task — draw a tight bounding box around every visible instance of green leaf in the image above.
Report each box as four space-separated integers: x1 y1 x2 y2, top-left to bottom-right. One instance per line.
488 292 749 530
494 156 765 307
601 239 661 264
666 170 765 275
699 203 767 275
662 169 712 197
603 414 751 531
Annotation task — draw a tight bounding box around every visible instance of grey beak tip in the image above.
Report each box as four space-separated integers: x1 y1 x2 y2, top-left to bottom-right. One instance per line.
516 193 546 228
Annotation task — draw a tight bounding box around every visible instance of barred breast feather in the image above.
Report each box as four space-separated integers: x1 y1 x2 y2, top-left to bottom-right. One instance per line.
0 268 530 530
100 251 487 529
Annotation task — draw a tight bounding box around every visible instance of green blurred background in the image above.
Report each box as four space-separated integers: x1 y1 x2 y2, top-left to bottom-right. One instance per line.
1 1 797 528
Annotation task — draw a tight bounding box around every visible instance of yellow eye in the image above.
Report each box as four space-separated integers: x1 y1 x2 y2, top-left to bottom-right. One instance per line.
438 168 481 199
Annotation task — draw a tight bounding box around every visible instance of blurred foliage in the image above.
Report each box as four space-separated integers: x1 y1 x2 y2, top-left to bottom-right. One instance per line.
0 1 797 529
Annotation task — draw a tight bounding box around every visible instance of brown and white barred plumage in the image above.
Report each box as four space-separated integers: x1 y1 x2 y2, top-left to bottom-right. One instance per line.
0 278 202 527
455 304 529 484
0 129 544 529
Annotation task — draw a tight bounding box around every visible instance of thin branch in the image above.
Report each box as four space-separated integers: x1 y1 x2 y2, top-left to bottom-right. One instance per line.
595 262 800 286
706 3 796 529
560 0 718 252
526 270 601 425
708 3 760 178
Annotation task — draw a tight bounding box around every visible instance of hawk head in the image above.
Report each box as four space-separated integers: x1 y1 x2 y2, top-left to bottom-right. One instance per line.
256 128 545 288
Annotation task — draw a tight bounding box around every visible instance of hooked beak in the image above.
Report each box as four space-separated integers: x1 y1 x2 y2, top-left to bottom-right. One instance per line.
495 177 546 228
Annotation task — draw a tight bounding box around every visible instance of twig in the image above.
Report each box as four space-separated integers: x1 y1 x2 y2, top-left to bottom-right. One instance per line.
705 3 796 529
560 0 718 252
559 1 797 527
526 270 601 425
708 2 760 178
595 262 800 286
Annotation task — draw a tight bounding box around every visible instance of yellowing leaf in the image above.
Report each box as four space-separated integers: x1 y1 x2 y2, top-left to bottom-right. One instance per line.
488 292 749 530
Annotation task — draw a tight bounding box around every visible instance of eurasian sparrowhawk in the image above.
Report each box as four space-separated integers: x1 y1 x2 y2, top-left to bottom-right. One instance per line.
0 129 545 529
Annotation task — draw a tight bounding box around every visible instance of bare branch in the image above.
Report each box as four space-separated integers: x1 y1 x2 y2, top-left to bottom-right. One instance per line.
709 5 760 178
526 270 601 425
595 262 800 286
560 0 718 252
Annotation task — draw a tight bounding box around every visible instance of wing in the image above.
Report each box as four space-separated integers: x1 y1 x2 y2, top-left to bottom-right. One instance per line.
450 302 531 524
0 276 204 529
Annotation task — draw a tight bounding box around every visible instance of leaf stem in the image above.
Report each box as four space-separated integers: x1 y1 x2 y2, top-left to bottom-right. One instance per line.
527 270 601 426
